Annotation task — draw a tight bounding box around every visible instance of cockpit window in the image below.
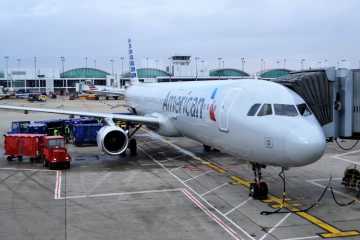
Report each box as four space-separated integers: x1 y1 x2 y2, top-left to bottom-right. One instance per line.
274 104 298 117
247 103 261 116
257 104 272 116
297 103 312 116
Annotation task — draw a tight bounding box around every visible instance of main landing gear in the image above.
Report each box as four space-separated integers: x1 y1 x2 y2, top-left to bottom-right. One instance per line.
249 163 269 200
128 138 137 156
125 124 142 157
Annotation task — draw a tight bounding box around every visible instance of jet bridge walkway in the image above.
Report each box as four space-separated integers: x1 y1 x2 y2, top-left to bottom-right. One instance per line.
271 67 360 140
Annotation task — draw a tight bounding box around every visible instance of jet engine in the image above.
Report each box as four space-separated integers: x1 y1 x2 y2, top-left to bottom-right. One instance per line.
96 126 128 155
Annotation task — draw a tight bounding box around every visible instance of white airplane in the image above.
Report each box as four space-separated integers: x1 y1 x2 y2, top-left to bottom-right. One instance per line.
78 81 124 99
0 39 326 199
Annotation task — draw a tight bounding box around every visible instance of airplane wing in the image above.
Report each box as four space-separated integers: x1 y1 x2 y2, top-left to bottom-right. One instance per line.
0 105 159 125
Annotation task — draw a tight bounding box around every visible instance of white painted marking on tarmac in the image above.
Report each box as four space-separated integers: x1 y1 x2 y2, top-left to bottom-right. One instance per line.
183 170 213 183
307 179 359 201
334 149 360 158
54 171 59 199
224 197 251 216
139 147 257 240
87 172 112 195
258 213 291 240
146 131 204 161
54 171 62 199
333 150 360 166
182 189 242 240
280 236 319 240
139 163 157 166
169 166 184 173
201 182 229 196
307 178 341 182
59 188 184 200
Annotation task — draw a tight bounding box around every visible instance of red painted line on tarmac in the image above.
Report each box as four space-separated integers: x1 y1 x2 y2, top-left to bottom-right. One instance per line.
182 189 242 240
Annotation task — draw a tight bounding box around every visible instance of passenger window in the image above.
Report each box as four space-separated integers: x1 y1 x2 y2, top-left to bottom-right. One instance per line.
247 103 261 116
274 104 298 116
297 103 312 116
257 104 272 116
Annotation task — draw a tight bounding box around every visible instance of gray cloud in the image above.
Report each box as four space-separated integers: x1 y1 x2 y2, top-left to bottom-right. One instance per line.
0 0 359 73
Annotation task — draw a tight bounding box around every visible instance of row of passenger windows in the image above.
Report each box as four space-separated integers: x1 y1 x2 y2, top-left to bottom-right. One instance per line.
247 103 312 117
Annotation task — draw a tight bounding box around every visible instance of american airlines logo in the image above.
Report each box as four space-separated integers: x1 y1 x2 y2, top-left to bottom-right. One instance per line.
162 91 206 119
209 88 218 121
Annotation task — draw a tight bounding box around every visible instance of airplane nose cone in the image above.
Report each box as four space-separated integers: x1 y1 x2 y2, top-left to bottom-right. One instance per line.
285 126 326 166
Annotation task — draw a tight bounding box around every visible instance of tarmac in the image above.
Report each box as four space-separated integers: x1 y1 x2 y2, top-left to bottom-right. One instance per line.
0 98 359 240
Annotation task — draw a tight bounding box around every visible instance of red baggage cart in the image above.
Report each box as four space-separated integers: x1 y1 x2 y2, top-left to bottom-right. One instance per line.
4 134 45 162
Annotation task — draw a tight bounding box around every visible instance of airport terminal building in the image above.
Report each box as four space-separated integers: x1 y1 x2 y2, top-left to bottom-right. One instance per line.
0 67 292 94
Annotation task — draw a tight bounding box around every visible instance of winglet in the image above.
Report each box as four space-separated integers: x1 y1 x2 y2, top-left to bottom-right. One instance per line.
128 38 139 85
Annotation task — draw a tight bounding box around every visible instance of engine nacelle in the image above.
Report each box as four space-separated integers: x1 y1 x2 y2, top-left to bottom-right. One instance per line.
96 126 128 155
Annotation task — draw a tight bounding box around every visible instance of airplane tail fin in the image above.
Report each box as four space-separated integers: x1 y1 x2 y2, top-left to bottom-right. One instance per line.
128 38 139 85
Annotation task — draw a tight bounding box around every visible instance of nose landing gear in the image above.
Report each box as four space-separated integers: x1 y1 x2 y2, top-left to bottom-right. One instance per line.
249 163 269 200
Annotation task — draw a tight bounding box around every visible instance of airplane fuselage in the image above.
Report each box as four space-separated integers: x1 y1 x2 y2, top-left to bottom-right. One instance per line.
126 79 326 168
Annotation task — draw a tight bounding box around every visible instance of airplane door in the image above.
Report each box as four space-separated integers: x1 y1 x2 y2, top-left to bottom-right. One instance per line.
218 89 239 132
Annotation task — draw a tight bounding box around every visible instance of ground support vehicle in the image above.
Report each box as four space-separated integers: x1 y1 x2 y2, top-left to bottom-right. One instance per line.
342 168 360 197
9 121 47 134
28 94 47 102
4 134 71 169
41 136 71 169
68 123 103 146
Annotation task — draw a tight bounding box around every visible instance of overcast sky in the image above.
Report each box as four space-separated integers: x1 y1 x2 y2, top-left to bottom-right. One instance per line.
0 0 359 74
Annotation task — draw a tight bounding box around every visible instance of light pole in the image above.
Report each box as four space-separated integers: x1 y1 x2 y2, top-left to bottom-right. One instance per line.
16 58 21 69
146 57 149 78
324 59 328 68
120 57 124 75
34 57 39 92
60 56 66 94
283 58 286 68
94 59 97 68
300 59 306 70
241 57 246 71
276 60 280 68
110 59 114 76
201 60 205 76
260 58 265 71
195 57 200 79
34 57 37 78
4 56 9 88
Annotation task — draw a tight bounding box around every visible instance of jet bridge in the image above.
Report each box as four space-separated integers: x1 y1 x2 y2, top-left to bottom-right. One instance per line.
272 67 360 140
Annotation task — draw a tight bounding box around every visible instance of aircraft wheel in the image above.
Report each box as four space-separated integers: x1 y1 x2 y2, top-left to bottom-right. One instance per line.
250 182 268 200
17 156 23 162
129 139 137 156
65 162 70 169
7 156 13 161
43 159 48 168
203 145 211 152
